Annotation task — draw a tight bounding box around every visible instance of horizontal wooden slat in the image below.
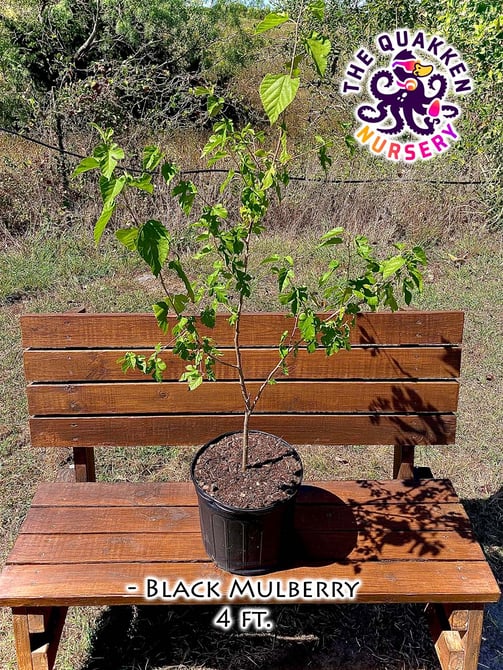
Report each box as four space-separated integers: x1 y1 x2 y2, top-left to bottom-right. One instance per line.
0 560 498 606
21 311 464 348
29 413 457 447
23 346 462 382
19 503 471 535
7 529 485 565
30 480 460 507
27 381 459 416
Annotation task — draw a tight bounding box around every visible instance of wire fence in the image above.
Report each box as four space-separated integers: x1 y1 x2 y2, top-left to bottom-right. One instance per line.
0 126 487 186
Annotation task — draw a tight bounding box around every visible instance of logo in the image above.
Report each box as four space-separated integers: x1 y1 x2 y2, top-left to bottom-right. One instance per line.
340 29 473 162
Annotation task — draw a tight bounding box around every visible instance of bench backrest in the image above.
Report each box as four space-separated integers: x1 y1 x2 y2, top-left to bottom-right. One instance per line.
21 310 464 481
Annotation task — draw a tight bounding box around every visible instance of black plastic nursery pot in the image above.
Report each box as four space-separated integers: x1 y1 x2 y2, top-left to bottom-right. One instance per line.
190 431 303 575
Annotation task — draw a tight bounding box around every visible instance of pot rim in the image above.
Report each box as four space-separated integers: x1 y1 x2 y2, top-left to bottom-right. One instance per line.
190 429 303 514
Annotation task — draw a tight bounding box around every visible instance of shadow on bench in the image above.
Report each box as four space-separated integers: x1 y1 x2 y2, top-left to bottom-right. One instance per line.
0 310 500 670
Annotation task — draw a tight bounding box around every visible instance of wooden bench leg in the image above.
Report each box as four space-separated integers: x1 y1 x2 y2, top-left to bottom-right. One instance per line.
12 607 68 670
74 446 96 482
426 603 484 670
393 444 415 479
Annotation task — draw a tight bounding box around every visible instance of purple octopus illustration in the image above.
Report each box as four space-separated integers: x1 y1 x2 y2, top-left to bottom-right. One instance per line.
356 49 460 137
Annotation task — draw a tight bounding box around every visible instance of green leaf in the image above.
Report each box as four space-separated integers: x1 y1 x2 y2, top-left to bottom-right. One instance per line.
201 307 216 328
219 169 235 194
116 227 138 251
72 156 99 176
255 12 289 34
94 204 115 244
99 175 126 208
308 0 325 21
128 173 154 193
153 301 170 334
319 227 344 246
413 246 428 265
93 141 124 179
172 181 197 215
381 256 406 280
142 146 163 172
207 95 224 118
168 259 195 302
180 365 203 391
259 73 300 125
303 31 331 77
262 165 276 189
161 161 179 184
192 85 214 97
137 220 170 277
168 293 189 315
299 312 316 341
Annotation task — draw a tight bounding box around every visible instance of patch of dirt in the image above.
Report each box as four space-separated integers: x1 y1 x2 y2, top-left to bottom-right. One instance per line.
193 431 303 509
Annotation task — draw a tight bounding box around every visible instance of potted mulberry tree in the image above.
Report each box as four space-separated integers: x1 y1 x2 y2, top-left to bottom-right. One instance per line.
74 2 426 574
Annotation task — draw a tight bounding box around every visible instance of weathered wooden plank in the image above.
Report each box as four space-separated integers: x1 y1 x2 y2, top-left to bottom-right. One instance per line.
23 347 462 382
30 607 67 670
435 631 465 670
26 381 459 416
19 503 471 535
0 560 499 607
12 609 33 670
30 480 460 507
20 311 464 348
8 529 485 565
28 413 458 447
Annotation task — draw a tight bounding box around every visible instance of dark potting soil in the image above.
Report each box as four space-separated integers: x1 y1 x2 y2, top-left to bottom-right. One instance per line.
193 432 303 509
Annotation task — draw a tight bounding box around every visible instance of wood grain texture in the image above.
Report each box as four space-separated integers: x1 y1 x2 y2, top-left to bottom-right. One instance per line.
21 311 464 348
28 413 458 447
30 479 460 507
0 560 498 607
8 529 485 565
19 503 471 535
23 346 462 382
435 631 465 670
12 609 33 670
27 380 459 416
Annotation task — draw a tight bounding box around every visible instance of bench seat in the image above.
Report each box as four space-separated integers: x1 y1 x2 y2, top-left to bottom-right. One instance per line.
1 479 499 608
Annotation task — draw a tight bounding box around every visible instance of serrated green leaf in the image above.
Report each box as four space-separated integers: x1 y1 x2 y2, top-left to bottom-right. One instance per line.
207 95 224 118
381 256 406 280
255 12 289 34
201 307 216 328
137 220 170 277
168 293 189 315
192 85 213 97
99 175 126 208
142 145 163 172
116 227 138 251
299 312 316 341
72 156 99 176
94 204 115 244
153 301 170 334
93 141 124 179
308 0 325 20
304 31 331 77
172 181 197 215
413 246 428 265
168 259 195 302
320 227 344 246
161 161 179 184
219 169 235 194
128 173 154 193
259 73 300 125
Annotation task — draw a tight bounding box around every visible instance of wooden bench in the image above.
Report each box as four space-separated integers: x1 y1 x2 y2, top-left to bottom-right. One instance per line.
0 310 499 670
